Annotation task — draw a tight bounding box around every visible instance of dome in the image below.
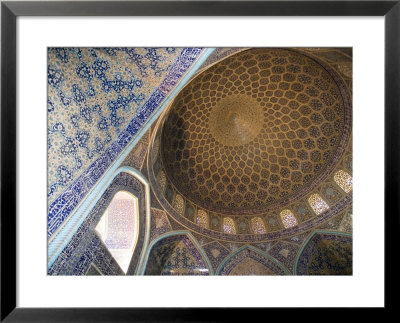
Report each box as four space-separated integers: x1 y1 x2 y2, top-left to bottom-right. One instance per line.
159 49 351 216
46 47 353 277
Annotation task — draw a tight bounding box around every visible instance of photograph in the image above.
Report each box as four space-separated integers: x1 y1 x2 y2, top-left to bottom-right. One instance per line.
47 47 353 276
2 0 397 318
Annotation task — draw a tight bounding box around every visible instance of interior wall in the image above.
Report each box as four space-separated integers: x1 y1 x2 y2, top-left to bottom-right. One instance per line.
47 48 207 240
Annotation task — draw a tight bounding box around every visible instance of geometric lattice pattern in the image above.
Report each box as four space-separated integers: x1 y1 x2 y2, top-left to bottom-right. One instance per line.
280 209 298 228
308 193 330 215
223 217 237 234
147 47 353 244
334 170 353 193
161 48 348 215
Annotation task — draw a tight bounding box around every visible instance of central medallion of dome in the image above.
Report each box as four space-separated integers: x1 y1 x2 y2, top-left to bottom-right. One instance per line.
208 94 264 147
159 48 351 216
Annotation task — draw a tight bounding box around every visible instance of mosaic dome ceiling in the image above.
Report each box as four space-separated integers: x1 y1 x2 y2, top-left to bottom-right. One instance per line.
159 48 351 216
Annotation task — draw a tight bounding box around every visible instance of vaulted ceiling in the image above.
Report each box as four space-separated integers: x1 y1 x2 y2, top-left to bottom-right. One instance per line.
161 48 351 215
148 48 352 244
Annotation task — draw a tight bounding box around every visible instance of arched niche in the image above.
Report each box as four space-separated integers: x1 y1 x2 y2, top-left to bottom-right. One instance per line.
91 171 148 275
217 246 289 276
143 232 212 275
295 231 352 275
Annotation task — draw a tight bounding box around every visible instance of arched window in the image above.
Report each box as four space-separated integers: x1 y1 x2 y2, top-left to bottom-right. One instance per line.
280 210 298 228
251 217 267 234
95 191 139 274
334 170 353 193
196 209 209 228
223 217 237 234
172 193 185 215
308 193 329 215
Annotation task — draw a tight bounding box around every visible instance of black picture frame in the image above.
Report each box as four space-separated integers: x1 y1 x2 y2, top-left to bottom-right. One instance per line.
1 0 398 321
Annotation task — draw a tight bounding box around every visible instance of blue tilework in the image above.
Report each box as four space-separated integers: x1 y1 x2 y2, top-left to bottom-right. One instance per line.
48 48 205 238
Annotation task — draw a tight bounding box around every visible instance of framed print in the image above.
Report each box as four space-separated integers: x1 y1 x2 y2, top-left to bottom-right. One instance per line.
1 0 398 321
